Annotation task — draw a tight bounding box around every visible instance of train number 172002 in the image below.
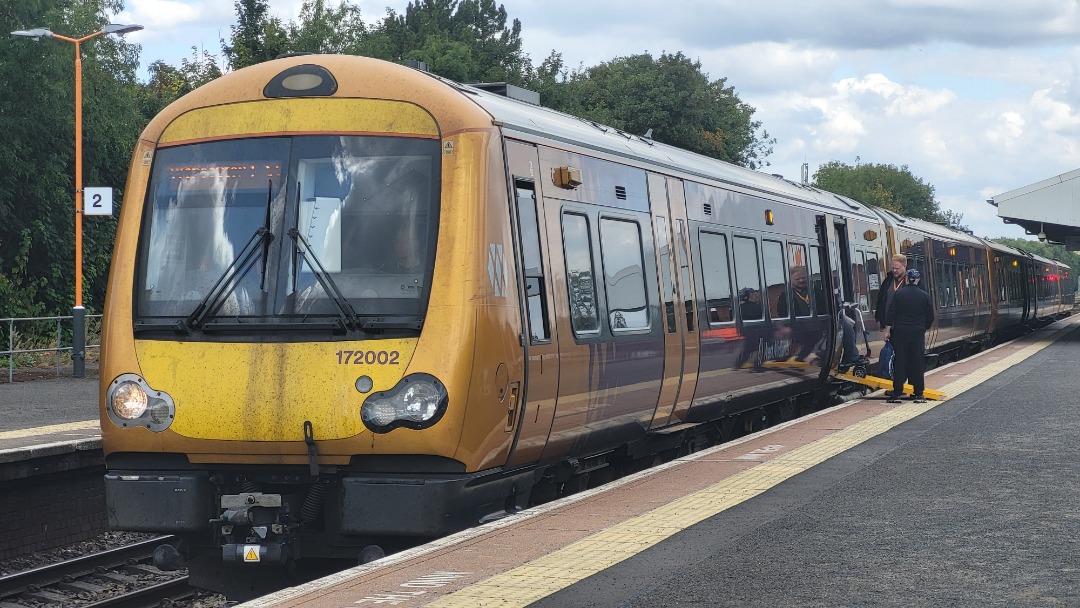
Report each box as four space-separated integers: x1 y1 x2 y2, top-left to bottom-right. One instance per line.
336 350 401 365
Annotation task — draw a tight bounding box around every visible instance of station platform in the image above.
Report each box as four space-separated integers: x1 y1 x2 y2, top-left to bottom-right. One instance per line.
242 315 1080 608
0 370 99 458
1 317 1077 606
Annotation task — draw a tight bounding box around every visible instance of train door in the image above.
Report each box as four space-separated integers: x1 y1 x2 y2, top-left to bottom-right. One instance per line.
503 141 559 468
667 179 700 423
644 174 699 429
820 216 846 370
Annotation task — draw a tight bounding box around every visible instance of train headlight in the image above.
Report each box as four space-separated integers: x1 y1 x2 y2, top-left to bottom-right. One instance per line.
361 373 448 433
112 382 148 419
106 374 176 432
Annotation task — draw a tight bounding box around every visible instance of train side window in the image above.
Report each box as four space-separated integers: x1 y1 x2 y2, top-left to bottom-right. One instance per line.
599 217 650 332
676 219 696 333
785 242 812 318
654 217 677 333
733 236 764 321
699 232 734 324
855 250 870 312
935 259 947 308
865 250 880 315
809 245 827 316
762 239 787 321
514 182 549 343
562 212 600 335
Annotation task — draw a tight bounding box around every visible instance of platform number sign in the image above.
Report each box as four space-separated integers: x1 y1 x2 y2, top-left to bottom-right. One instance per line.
83 187 113 216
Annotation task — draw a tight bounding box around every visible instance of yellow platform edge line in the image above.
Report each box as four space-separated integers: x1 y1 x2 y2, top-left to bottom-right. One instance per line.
423 320 1075 608
0 420 99 440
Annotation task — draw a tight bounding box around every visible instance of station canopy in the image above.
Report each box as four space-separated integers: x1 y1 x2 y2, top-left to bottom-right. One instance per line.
989 168 1080 251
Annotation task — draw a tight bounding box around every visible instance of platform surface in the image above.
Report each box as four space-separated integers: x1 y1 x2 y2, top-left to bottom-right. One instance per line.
244 315 1080 608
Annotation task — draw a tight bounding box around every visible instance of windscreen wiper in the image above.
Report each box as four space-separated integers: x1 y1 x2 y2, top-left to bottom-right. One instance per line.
288 228 363 332
185 227 273 330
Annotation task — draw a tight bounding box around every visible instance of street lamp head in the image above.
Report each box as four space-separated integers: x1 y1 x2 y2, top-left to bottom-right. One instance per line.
11 28 53 41
102 23 143 36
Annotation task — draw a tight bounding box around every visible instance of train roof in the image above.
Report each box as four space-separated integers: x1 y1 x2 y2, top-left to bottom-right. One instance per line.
449 78 883 221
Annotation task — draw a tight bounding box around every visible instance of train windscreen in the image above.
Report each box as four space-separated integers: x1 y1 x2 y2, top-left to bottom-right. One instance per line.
136 135 440 333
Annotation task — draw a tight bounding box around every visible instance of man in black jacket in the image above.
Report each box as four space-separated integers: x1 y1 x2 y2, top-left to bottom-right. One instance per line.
875 253 908 330
883 268 934 403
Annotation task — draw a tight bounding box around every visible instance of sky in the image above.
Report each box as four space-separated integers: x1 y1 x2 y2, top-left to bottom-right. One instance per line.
112 0 1080 241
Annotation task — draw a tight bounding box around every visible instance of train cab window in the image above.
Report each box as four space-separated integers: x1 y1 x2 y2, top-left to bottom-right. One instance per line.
762 240 787 321
699 232 734 324
784 243 812 318
514 182 549 343
599 218 650 331
809 245 827 316
732 236 764 321
563 213 601 335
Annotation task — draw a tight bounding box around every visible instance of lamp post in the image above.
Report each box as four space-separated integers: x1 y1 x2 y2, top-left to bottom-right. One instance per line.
12 23 142 378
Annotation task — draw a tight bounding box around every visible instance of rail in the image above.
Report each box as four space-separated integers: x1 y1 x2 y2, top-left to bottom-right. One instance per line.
1 314 102 383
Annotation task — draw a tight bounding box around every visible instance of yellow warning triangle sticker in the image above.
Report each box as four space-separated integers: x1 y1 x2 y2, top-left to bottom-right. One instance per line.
244 547 260 562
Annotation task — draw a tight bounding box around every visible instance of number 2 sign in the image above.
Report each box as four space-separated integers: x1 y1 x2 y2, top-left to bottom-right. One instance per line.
84 187 113 216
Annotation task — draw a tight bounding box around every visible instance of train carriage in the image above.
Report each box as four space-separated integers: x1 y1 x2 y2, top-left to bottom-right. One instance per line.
98 55 1072 591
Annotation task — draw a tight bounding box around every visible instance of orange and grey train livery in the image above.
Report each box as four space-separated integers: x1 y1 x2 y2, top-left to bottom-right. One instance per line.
99 55 1073 582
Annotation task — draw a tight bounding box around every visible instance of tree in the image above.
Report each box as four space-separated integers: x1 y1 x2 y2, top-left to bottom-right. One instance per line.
286 0 367 56
222 0 288 70
549 52 773 168
368 0 530 84
0 0 142 318
812 160 940 222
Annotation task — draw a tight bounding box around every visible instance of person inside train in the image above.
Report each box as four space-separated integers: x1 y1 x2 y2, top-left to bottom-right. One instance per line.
738 287 763 321
380 223 424 274
777 265 812 318
884 268 934 403
778 265 818 362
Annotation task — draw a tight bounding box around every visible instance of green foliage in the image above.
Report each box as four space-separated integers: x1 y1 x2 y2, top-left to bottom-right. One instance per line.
222 0 288 70
370 0 529 83
812 159 941 222
0 230 46 319
0 0 141 317
287 0 367 55
547 52 774 168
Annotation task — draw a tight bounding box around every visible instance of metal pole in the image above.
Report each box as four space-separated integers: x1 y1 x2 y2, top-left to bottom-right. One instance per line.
72 37 85 378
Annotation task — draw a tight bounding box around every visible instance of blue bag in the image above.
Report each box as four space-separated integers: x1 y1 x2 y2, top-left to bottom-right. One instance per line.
879 340 894 378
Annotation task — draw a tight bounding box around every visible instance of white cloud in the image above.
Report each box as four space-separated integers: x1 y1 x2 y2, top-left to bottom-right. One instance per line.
984 112 1025 148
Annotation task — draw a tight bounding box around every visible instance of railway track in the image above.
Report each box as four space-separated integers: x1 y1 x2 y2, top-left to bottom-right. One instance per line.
0 535 196 607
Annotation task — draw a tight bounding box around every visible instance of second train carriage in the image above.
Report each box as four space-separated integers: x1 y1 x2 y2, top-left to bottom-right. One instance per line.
98 55 1072 581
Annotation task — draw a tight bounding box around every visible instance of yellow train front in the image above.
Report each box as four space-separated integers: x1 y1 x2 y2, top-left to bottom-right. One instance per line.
100 56 536 574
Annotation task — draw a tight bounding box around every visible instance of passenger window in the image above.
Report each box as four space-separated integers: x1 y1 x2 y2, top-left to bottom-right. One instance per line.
762 240 787 320
785 243 812 318
809 245 827 316
514 182 549 343
699 232 734 324
732 236 763 321
865 250 880 315
599 218 650 331
655 217 677 333
935 259 947 308
562 213 600 335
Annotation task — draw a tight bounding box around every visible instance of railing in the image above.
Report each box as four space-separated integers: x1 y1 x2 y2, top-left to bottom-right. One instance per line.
1 314 102 383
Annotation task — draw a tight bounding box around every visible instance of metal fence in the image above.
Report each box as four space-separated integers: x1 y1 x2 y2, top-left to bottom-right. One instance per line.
1 314 102 383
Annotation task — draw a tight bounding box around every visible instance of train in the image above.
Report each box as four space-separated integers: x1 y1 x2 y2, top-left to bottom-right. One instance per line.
98 55 1074 590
